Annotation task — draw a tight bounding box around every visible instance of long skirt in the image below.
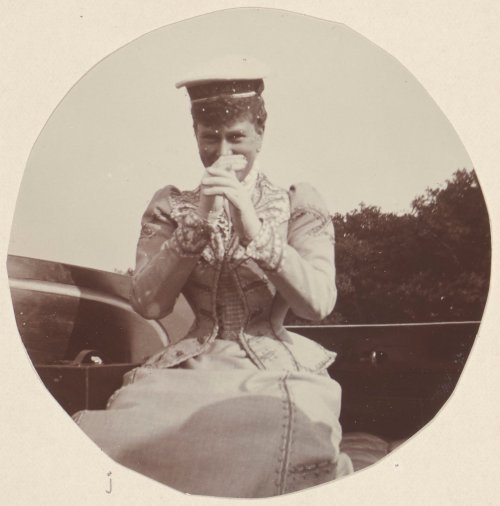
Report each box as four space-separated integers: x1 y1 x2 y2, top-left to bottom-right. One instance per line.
73 340 353 498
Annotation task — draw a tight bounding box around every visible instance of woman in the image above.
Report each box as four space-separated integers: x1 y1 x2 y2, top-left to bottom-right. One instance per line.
74 58 353 497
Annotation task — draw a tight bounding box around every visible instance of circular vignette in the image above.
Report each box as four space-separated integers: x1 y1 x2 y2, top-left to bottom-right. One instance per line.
6 7 491 499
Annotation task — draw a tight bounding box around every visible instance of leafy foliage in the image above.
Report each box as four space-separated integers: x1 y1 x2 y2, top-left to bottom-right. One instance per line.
287 169 490 324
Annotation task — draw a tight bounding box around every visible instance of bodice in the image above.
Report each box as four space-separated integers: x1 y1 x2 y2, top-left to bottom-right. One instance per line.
131 173 337 373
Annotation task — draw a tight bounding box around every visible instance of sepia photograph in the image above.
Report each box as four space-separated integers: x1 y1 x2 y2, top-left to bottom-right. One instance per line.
2 4 496 502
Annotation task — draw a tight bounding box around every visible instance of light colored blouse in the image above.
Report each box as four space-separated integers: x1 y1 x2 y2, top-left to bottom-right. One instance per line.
130 172 337 373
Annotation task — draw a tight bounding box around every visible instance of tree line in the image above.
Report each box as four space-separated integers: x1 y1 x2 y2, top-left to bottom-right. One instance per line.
287 169 490 324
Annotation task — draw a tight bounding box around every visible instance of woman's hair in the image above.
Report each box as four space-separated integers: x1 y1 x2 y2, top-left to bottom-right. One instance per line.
191 95 267 132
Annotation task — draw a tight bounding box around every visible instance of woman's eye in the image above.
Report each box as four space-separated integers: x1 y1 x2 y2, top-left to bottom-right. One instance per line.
202 136 218 143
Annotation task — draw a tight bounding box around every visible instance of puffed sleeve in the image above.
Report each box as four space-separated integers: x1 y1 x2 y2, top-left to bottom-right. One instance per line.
246 182 336 321
129 186 211 319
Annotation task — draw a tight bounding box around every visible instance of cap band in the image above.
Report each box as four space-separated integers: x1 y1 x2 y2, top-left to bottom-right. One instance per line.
190 91 258 104
186 79 264 102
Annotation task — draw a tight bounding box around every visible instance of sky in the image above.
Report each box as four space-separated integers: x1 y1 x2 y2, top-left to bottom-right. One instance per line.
8 9 473 272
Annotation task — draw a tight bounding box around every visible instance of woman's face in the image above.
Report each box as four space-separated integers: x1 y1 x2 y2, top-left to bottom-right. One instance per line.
195 119 264 181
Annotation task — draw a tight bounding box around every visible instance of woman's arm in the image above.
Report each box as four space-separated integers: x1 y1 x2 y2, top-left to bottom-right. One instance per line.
130 186 211 319
199 170 336 320
132 157 253 319
246 183 336 321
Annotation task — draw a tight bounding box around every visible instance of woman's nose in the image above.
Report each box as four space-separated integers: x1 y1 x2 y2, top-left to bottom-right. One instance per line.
218 139 233 156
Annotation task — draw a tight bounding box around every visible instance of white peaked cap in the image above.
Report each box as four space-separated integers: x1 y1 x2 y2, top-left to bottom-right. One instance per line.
175 55 270 89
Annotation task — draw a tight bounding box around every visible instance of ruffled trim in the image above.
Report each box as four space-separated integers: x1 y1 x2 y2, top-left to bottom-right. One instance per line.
163 211 212 257
245 220 285 272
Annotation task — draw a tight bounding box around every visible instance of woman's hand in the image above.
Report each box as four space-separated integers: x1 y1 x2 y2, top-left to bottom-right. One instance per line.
200 155 262 244
198 155 245 218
